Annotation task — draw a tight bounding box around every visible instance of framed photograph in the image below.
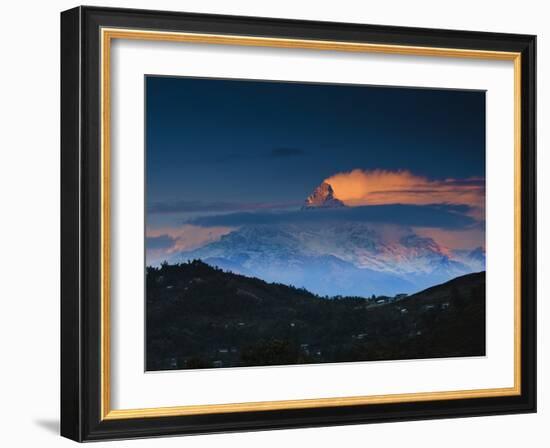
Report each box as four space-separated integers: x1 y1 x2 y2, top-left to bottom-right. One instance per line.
60 6 536 442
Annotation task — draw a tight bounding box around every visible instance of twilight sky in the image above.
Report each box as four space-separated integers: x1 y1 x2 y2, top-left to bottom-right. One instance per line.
145 76 486 263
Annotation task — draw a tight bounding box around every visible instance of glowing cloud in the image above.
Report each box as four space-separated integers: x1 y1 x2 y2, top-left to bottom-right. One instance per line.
325 169 485 219
413 226 485 251
146 225 234 265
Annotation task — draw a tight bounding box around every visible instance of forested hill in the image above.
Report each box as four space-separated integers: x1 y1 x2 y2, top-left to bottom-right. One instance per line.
146 260 485 371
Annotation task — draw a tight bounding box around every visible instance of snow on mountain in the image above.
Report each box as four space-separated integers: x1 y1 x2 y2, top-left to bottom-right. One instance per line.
169 181 484 297
302 182 345 209
452 246 486 272
172 221 483 297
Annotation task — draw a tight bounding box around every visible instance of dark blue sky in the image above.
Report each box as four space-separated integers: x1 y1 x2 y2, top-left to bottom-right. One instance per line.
146 76 485 209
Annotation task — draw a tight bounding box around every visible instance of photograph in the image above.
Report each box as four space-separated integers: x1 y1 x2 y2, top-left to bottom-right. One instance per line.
57 4 537 442
145 76 487 371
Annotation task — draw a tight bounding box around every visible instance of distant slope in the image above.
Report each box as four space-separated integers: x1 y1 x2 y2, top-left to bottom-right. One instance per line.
146 261 485 371
407 271 485 302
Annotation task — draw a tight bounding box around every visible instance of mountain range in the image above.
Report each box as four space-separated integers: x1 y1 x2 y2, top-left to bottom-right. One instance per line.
169 182 485 297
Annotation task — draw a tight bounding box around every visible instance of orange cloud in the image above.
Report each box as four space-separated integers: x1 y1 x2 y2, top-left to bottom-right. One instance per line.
325 169 485 219
413 226 485 251
146 225 234 264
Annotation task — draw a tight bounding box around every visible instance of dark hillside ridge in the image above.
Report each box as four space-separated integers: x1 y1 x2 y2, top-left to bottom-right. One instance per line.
146 261 485 371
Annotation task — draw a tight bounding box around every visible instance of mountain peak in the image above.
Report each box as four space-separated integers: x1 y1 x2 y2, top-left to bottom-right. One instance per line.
303 182 346 209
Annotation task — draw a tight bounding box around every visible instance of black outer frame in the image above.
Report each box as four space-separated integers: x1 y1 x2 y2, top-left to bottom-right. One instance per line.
60 6 536 442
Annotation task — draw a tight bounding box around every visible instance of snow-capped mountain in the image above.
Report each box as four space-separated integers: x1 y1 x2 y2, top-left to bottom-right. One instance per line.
452 246 486 272
169 181 484 297
172 221 483 297
302 182 345 209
